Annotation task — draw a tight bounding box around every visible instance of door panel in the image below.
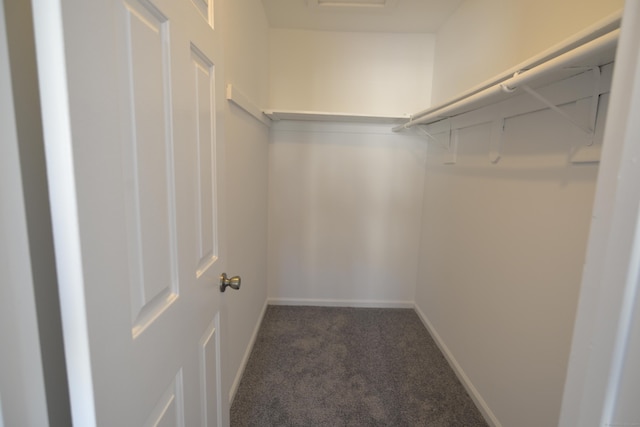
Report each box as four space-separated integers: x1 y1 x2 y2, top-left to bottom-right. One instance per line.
191 46 218 275
34 0 227 425
189 0 213 27
199 315 222 427
145 371 184 427
121 0 179 337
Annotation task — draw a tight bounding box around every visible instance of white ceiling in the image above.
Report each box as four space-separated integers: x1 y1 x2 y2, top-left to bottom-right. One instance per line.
261 0 465 33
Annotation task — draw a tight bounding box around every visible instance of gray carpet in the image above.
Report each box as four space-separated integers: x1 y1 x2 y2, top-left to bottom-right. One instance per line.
231 306 488 426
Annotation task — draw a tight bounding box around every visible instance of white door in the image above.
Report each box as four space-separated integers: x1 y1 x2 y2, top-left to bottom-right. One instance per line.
33 0 230 425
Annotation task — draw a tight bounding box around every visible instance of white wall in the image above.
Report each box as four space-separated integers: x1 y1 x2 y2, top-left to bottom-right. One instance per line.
221 0 270 403
269 29 435 115
268 121 425 306
414 68 611 426
225 1 269 109
431 0 624 104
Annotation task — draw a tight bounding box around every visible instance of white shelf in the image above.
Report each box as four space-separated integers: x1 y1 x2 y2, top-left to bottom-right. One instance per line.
226 84 271 126
394 14 620 131
263 109 410 124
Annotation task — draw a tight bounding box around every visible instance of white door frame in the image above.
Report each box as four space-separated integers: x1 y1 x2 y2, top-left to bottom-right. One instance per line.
559 1 640 425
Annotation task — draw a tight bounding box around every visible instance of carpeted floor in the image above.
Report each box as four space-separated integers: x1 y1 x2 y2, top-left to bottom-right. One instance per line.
231 306 488 426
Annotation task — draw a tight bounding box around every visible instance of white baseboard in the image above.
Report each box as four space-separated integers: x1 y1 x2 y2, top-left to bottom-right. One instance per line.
267 297 414 309
228 299 269 405
413 304 501 427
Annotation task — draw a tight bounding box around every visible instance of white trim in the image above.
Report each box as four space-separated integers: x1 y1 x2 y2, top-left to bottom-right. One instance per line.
412 304 500 427
267 297 414 309
228 299 269 404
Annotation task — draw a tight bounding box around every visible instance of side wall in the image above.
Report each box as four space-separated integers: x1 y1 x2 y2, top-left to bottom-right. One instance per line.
269 29 435 115
0 4 49 424
1 0 71 424
431 0 624 104
222 0 270 403
414 68 611 426
268 121 426 306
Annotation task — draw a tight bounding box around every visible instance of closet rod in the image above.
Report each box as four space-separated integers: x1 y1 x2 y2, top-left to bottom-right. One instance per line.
394 28 620 132
501 30 617 91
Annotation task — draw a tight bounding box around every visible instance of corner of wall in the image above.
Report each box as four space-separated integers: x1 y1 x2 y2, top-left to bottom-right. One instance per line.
412 304 501 427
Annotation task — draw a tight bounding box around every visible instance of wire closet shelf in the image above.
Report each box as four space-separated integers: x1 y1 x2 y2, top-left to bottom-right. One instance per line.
393 12 621 133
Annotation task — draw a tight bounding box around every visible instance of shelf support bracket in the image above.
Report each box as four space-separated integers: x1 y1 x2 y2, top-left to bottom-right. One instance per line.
413 124 439 142
518 66 600 137
586 65 602 146
520 84 594 135
414 120 456 165
414 120 452 150
570 67 603 163
489 118 505 164
444 127 458 165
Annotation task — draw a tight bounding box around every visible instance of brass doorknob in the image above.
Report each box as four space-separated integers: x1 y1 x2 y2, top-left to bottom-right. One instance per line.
220 273 241 292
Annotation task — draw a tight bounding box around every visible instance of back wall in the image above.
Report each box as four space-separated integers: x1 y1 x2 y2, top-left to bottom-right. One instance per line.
268 121 426 306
